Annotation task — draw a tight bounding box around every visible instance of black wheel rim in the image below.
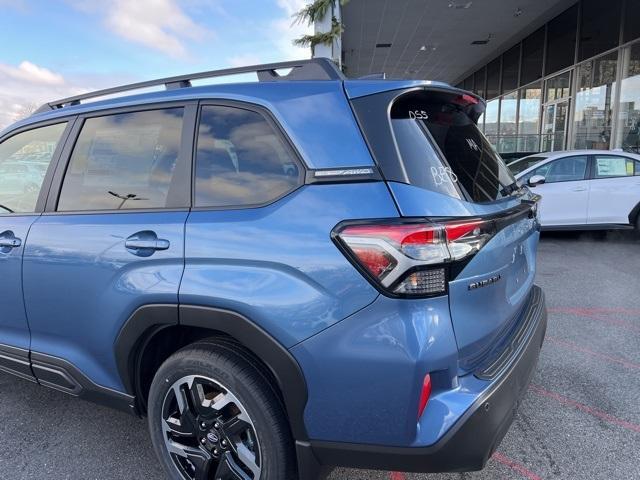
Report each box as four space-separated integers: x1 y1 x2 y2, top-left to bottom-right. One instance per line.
161 375 261 480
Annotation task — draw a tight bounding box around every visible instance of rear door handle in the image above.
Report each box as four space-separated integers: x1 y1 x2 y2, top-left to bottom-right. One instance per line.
125 231 170 255
125 239 170 250
571 187 587 192
0 231 22 249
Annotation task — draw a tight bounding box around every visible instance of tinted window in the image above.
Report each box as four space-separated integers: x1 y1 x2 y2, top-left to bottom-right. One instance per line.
473 67 486 99
545 5 578 75
58 109 183 211
501 45 520 94
390 90 517 203
486 58 501 100
521 27 545 85
579 0 622 61
593 155 636 178
624 0 640 44
534 156 588 183
195 106 301 208
0 123 66 214
509 155 548 175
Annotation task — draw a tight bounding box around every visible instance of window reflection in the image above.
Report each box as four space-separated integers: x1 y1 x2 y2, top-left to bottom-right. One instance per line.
518 84 541 152
0 123 66 213
498 92 518 153
615 44 640 153
546 72 571 102
195 106 300 208
483 99 499 147
573 53 618 150
57 109 184 211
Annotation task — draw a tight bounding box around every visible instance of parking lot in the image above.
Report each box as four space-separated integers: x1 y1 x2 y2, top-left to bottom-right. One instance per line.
0 231 638 480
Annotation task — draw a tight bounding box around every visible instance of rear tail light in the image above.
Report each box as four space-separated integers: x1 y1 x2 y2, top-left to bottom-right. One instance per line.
333 218 496 297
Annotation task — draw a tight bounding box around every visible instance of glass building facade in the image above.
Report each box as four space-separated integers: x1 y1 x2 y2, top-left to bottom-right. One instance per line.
457 0 640 157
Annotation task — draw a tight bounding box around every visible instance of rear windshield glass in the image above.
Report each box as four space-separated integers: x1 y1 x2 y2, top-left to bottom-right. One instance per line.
508 155 548 175
390 90 517 202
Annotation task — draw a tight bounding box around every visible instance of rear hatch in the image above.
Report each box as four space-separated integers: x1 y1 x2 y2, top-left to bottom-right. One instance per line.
348 84 540 374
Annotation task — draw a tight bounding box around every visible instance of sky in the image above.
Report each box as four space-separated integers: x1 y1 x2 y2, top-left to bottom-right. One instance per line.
0 0 313 128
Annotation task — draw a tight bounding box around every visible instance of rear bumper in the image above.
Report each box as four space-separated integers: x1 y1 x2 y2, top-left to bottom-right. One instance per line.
299 285 547 477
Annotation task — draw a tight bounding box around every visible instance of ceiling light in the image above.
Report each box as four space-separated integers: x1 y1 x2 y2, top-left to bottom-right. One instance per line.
420 45 437 52
514 7 523 17
448 1 472 9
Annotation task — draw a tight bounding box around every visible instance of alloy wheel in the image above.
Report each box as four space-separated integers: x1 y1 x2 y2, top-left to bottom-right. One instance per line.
161 375 261 480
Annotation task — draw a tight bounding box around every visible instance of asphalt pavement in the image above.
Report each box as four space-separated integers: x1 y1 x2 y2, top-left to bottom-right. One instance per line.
1 230 638 479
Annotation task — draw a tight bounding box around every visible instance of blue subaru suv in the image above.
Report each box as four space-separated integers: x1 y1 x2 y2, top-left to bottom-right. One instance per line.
0 59 546 480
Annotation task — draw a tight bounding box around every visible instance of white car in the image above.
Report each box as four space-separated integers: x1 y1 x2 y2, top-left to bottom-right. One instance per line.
511 150 640 231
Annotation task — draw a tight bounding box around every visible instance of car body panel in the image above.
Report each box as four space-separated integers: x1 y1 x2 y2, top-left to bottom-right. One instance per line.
587 175 640 224
0 215 37 350
180 182 398 348
535 180 590 226
22 211 188 391
291 294 460 445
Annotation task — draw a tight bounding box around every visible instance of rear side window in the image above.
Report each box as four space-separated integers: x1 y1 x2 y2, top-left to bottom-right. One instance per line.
57 109 184 211
390 91 516 202
529 155 588 183
0 122 67 214
194 105 301 208
593 155 636 178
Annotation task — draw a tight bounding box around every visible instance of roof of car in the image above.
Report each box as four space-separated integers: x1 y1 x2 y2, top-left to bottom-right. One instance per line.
1 58 477 137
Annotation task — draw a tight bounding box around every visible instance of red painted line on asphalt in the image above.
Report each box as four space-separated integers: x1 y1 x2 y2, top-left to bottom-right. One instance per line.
548 307 640 333
389 472 406 480
529 384 640 433
492 452 543 480
546 336 640 371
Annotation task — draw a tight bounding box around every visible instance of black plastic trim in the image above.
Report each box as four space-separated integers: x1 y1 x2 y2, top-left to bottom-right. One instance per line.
114 304 178 396
0 344 36 382
36 58 343 113
113 304 309 441
179 305 309 441
30 351 136 414
628 200 640 226
306 286 547 475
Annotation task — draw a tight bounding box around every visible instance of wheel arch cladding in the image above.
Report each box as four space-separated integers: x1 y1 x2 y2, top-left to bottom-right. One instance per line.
113 303 310 441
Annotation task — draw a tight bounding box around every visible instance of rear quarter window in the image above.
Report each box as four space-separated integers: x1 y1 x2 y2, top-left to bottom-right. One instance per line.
390 91 516 202
351 88 517 204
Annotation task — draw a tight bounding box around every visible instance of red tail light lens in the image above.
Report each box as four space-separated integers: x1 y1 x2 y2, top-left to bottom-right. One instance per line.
418 374 432 419
334 219 496 297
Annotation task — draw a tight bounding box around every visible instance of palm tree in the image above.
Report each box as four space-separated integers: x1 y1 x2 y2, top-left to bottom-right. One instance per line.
293 0 349 61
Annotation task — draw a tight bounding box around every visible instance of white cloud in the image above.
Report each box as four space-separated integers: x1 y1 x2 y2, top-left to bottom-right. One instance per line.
0 61 89 129
273 0 313 61
70 0 212 58
228 54 264 68
0 61 65 86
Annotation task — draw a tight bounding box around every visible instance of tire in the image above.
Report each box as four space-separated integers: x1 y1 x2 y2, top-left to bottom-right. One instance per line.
148 341 297 480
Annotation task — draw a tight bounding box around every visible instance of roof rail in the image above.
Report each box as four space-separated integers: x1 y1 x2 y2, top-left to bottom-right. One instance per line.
34 58 343 114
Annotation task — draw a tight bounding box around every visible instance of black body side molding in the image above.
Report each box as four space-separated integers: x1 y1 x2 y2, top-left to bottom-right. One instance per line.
178 305 309 441
113 304 310 438
0 344 36 382
30 351 136 414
